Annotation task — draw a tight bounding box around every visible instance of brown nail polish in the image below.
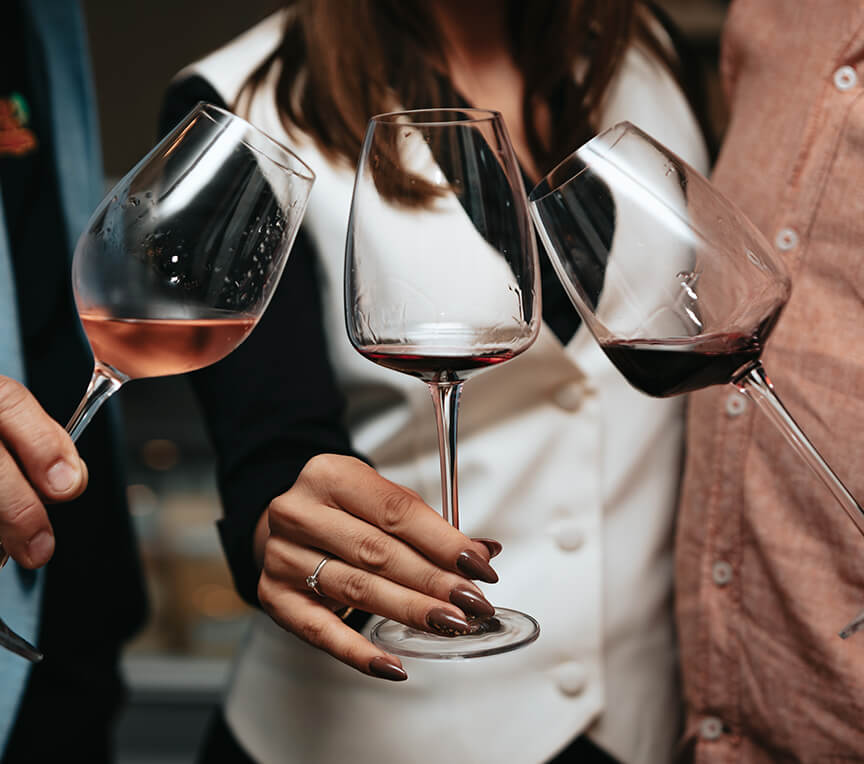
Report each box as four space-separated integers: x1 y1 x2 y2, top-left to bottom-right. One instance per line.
472 537 503 559
449 584 495 618
456 549 499 583
369 656 407 681
426 607 470 636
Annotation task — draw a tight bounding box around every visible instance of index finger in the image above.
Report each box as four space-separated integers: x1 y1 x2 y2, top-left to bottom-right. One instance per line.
299 455 499 582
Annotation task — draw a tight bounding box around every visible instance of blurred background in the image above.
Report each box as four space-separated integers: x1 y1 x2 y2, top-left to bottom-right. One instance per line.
78 1 729 761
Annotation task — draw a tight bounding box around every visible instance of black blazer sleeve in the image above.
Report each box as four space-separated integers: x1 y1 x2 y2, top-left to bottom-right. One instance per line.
161 76 363 607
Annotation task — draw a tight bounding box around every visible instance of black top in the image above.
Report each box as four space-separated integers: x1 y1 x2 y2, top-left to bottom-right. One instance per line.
1 4 147 760
160 77 582 607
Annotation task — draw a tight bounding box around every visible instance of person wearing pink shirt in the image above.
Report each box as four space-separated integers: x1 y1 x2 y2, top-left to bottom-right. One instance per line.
677 1 864 759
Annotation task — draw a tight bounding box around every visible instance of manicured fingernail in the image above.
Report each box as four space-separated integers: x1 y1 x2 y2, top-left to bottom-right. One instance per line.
426 607 470 636
456 550 499 583
449 584 495 618
27 531 54 566
369 656 407 681
472 537 502 558
46 459 78 493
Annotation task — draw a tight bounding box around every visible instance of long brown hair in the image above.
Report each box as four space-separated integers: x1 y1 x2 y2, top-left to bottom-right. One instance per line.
240 1 673 176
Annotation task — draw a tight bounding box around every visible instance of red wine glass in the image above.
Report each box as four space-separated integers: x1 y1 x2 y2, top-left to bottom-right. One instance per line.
0 102 314 661
345 108 541 658
529 121 864 636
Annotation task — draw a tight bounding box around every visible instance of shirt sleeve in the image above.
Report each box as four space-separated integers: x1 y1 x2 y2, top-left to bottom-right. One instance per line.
160 76 364 607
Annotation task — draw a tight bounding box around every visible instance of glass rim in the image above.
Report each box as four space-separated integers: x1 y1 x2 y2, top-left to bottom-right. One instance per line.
528 121 633 205
370 107 503 127
195 101 316 182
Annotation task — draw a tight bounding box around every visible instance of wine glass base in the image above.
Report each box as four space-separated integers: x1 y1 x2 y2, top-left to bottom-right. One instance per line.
370 607 539 659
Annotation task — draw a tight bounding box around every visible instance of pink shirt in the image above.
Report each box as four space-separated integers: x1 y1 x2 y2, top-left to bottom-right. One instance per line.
677 1 864 760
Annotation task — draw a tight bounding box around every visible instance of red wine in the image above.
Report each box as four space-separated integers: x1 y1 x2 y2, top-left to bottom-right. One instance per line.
80 313 256 380
358 344 515 383
600 332 763 398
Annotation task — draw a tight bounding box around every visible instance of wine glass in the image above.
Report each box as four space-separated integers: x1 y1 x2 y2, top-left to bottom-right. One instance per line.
345 108 541 658
529 121 864 636
0 102 315 661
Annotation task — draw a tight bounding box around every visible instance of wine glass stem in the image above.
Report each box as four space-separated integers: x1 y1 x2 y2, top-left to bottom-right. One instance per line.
735 362 864 536
428 382 463 530
736 362 864 640
65 364 125 443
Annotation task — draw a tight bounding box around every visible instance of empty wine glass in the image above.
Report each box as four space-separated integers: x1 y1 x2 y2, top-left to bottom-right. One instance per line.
0 102 314 661
345 108 541 658
529 121 864 636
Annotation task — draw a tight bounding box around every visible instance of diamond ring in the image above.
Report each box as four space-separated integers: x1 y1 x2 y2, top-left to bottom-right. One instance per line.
305 555 331 597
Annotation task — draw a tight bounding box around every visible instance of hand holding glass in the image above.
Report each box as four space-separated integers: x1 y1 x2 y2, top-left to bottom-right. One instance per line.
0 103 314 661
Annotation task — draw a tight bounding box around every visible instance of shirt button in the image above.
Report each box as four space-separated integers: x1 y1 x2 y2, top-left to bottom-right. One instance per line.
553 381 583 412
834 65 859 91
700 716 724 741
725 392 748 417
774 227 799 251
555 662 588 697
712 561 733 586
554 524 585 551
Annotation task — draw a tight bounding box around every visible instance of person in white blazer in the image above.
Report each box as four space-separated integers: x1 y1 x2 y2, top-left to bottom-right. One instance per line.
164 2 710 762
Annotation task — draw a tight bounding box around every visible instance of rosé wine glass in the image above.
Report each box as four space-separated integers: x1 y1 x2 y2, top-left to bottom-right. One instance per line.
345 108 541 659
529 121 864 638
0 102 314 661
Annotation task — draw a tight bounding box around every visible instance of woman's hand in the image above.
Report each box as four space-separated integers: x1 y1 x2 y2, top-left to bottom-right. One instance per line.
0 377 88 568
255 454 501 681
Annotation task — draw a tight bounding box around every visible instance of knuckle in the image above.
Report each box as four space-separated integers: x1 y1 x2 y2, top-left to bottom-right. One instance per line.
300 454 369 494
28 427 67 462
404 597 431 629
2 495 43 531
262 541 294 580
267 495 302 531
0 377 29 416
257 576 277 611
379 489 415 533
303 453 341 483
342 570 372 604
355 532 392 573
296 618 328 647
341 643 365 669
418 567 447 597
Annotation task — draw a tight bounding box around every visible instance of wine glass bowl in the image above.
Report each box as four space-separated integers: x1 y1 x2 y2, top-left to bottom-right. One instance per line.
73 102 314 383
346 109 540 383
530 122 791 397
345 108 541 658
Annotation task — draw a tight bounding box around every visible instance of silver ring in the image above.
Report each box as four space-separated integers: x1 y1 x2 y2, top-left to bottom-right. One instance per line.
305 555 331 597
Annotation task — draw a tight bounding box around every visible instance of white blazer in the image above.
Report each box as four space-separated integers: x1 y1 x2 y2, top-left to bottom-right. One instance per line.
181 12 708 764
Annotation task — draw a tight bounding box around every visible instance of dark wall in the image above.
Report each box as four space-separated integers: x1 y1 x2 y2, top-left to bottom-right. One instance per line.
83 0 281 179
